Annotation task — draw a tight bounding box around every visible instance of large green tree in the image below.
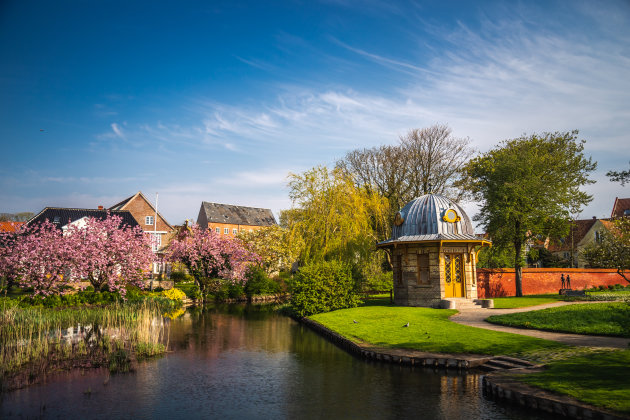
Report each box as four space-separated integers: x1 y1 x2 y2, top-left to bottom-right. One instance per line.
460 131 596 296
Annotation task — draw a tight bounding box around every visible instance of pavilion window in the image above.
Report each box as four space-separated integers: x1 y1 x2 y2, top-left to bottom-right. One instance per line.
416 253 430 285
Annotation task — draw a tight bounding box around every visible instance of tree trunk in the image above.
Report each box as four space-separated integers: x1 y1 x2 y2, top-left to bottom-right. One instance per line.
514 241 523 297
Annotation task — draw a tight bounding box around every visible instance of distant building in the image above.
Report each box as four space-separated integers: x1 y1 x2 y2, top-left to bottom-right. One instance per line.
547 218 598 268
110 192 173 253
27 207 139 231
0 221 25 233
611 197 630 218
196 202 276 235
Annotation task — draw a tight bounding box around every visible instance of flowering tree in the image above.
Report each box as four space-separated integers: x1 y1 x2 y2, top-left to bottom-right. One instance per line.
67 215 154 294
0 220 78 296
167 223 259 294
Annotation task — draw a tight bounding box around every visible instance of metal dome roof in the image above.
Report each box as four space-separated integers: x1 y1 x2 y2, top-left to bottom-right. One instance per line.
380 194 480 245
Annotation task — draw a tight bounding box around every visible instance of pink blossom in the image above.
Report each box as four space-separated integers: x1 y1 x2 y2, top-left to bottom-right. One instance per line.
167 224 259 292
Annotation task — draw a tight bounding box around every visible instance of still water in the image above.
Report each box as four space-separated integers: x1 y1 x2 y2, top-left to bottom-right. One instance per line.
1 304 550 419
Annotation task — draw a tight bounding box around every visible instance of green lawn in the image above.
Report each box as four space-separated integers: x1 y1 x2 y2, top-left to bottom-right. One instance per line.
486 303 630 337
309 305 564 356
517 349 630 414
491 294 565 309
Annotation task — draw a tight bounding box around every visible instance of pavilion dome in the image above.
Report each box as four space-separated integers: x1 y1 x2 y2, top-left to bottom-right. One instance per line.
386 193 478 243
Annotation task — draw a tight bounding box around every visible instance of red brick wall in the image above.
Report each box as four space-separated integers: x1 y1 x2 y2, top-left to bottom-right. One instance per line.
477 268 625 297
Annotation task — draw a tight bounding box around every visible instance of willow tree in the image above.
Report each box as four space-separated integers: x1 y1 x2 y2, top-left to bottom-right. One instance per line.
460 131 596 296
281 166 389 265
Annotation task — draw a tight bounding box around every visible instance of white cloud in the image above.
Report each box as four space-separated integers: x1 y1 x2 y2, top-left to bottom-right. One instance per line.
111 123 125 139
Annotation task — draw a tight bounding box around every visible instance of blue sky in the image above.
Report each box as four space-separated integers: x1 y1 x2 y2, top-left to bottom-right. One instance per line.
1 0 629 225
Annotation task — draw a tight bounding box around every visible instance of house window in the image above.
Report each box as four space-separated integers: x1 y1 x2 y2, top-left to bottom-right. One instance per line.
215 227 220 233
232 228 237 235
416 253 430 285
625 209 630 216
396 254 403 285
595 231 602 243
145 216 154 226
149 233 161 252
224 227 229 234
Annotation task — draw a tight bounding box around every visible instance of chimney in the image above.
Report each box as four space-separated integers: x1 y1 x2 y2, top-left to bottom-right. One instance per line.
592 216 596 220
98 206 104 210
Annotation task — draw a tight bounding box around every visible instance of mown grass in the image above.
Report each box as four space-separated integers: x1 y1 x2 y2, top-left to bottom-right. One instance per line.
309 305 564 356
516 349 630 414
492 294 565 309
486 302 630 337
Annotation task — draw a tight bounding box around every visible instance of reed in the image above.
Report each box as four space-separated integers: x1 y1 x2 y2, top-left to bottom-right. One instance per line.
0 299 168 388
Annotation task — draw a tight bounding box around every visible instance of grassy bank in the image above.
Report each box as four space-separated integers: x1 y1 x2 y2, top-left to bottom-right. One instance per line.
515 349 630 415
0 299 168 391
491 294 565 309
491 289 630 309
309 305 564 356
486 302 630 337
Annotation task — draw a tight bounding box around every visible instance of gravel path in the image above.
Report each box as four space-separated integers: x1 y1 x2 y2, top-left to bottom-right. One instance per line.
450 301 630 349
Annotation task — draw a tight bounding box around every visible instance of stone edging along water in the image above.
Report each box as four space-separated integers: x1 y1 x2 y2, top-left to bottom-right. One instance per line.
482 371 629 420
300 317 491 369
300 317 629 420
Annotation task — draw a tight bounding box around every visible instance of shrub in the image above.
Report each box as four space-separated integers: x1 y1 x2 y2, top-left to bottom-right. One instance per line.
162 288 187 302
290 260 360 317
244 266 281 297
169 271 192 283
228 283 245 299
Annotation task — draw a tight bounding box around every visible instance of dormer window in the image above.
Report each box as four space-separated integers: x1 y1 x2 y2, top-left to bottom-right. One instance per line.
53 216 61 224
145 216 154 226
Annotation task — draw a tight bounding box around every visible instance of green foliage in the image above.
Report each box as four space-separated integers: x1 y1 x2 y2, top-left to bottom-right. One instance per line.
238 225 302 275
18 290 121 308
606 162 630 186
176 283 201 300
356 254 393 292
310 305 564 355
282 166 389 265
487 303 630 337
527 247 567 268
290 260 361 317
169 270 193 283
460 130 596 295
477 245 515 269
244 266 281 297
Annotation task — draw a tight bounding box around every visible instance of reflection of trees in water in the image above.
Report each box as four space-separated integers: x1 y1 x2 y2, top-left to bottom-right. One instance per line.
167 304 296 359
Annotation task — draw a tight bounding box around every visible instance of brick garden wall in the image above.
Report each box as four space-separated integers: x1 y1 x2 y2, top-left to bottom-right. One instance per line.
477 268 625 298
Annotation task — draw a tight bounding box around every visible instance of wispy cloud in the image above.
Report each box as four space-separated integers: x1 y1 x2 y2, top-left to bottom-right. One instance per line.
111 123 125 139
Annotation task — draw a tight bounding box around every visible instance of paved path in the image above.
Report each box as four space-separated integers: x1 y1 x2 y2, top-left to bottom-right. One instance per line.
451 301 630 349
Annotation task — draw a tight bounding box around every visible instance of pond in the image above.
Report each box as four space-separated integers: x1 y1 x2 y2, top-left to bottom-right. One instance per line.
1 304 552 419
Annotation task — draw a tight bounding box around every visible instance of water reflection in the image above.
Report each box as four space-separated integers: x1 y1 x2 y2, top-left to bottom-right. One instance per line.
2 304 552 419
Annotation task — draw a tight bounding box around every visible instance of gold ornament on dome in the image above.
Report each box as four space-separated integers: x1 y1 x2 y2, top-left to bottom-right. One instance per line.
442 209 461 223
394 212 405 226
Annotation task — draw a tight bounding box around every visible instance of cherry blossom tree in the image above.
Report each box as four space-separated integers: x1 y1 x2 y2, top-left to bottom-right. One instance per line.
67 215 154 294
0 220 77 296
167 223 259 295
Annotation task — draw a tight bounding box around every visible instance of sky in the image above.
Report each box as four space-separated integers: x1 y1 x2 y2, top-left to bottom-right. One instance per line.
1 0 629 226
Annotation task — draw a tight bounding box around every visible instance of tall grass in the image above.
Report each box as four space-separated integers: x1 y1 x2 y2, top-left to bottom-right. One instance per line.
0 299 168 387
